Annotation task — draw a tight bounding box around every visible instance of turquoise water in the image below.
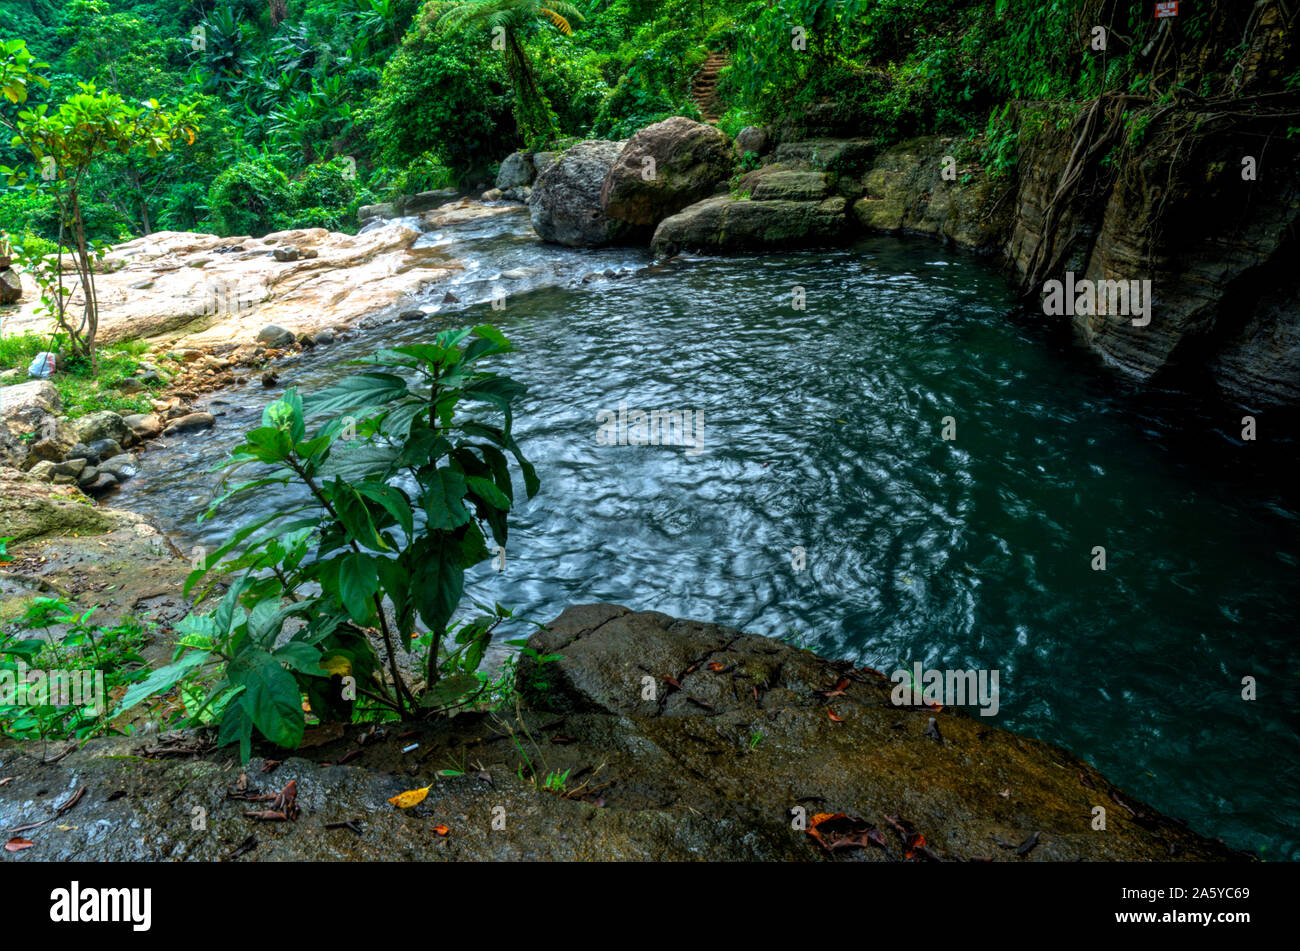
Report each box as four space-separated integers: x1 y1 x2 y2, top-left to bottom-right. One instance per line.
113 213 1300 859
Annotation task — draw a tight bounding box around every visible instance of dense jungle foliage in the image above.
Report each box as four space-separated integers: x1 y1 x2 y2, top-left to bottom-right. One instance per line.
0 0 1283 248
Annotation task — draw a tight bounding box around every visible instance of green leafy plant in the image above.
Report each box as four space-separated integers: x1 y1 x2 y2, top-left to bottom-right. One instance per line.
117 324 539 761
540 767 570 793
0 42 200 368
1 597 152 741
207 157 293 236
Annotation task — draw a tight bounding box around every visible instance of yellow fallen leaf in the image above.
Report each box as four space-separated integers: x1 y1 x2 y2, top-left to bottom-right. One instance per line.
388 785 431 809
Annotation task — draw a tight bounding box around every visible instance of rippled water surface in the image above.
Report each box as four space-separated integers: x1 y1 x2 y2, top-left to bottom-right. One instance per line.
114 207 1300 858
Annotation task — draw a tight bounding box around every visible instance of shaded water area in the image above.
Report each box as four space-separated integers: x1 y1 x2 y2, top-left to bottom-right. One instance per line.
113 206 1300 859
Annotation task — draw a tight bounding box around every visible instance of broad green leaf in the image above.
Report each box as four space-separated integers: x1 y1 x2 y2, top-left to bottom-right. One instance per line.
274 641 325 677
413 536 464 636
305 372 408 415
229 651 305 749
113 650 212 716
421 468 470 531
337 551 378 623
352 482 414 538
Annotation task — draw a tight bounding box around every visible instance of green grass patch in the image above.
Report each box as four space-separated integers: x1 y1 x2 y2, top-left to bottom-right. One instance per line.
0 332 172 419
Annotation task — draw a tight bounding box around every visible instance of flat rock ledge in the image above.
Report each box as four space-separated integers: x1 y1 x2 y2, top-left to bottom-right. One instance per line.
0 604 1241 862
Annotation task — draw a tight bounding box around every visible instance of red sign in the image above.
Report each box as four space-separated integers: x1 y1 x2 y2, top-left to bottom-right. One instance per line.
1155 1 1179 17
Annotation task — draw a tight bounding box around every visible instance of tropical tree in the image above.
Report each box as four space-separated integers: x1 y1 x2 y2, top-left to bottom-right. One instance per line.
0 43 200 367
435 0 584 148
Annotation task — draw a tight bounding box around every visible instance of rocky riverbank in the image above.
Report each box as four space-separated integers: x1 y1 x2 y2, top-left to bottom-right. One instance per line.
0 603 1243 862
0 200 516 347
498 92 1298 410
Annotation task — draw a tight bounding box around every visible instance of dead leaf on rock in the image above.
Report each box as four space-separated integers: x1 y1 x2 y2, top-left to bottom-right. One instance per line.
388 784 431 809
806 813 876 853
223 834 258 861
905 833 928 860
55 786 86 816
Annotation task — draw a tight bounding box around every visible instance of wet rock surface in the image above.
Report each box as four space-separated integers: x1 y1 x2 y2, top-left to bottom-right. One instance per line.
0 466 186 634
651 195 849 256
0 604 1241 861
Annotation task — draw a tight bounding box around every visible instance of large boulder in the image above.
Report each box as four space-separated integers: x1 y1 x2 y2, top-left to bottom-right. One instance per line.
738 164 833 202
163 411 216 436
530 140 628 247
257 324 296 349
72 410 131 448
356 202 397 223
532 151 559 177
0 379 73 468
0 268 21 304
600 117 734 227
734 126 770 157
495 151 536 191
651 195 848 257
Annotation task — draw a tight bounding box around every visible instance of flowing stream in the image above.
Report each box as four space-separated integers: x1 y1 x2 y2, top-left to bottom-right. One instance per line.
112 205 1300 859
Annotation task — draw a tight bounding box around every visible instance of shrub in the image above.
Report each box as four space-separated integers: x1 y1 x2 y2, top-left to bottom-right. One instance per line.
207 158 292 237
366 23 515 175
117 326 540 759
290 156 359 212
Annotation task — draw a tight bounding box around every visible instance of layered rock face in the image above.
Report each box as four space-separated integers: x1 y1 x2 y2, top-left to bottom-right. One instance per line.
0 603 1238 861
1010 113 1300 407
853 137 1013 251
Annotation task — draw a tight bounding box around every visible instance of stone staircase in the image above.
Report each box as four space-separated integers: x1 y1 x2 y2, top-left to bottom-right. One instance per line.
691 51 728 123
